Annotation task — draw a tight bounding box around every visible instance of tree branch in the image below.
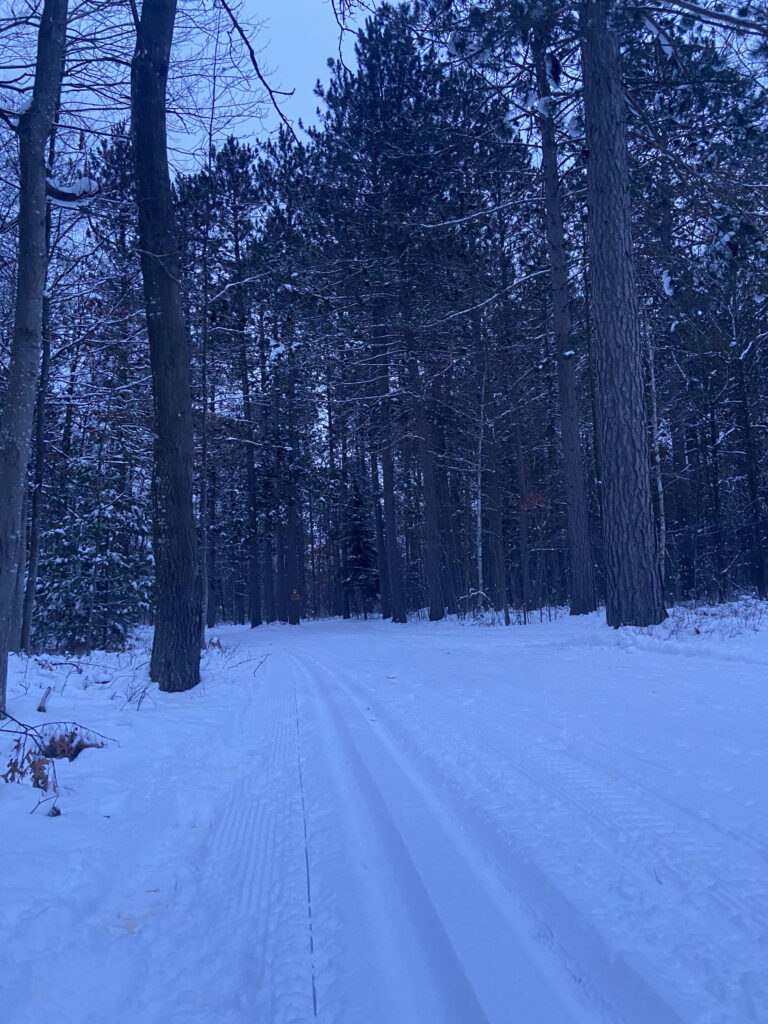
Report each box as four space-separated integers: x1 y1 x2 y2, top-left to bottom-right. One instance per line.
215 0 299 142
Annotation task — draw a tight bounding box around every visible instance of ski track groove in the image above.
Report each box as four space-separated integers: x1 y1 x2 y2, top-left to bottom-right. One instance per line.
290 654 496 1024
295 649 713 1024
293 678 319 1018
301 644 766 1024
289 650 612 1024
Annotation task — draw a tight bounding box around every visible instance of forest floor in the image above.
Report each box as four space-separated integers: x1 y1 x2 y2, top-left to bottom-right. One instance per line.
2 606 767 1024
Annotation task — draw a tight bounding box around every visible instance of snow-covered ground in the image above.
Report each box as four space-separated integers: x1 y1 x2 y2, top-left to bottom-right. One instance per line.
2 608 767 1024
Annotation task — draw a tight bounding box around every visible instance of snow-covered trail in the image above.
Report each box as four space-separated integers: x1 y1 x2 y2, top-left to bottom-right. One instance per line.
3 614 767 1023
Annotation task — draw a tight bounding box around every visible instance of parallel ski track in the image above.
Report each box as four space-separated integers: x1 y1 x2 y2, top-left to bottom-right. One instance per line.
294 648 691 1024
301 641 768 1024
290 651 604 1024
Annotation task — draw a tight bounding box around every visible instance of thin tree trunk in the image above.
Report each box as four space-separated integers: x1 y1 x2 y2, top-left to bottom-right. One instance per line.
705 407 726 602
735 357 765 598
239 339 262 627
381 422 407 622
516 431 531 623
340 427 352 621
262 522 276 623
403 340 443 619
258 311 276 623
20 298 50 652
0 0 68 716
276 522 289 623
645 326 667 591
486 420 510 624
198 178 213 647
669 410 693 599
286 497 302 625
370 450 392 619
131 0 200 690
374 317 407 623
580 0 666 627
20 110 61 655
199 365 209 644
206 460 219 628
9 490 28 655
472 353 486 614
413 388 444 621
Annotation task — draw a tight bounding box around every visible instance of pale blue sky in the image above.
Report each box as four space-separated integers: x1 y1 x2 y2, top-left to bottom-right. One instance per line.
243 1 359 131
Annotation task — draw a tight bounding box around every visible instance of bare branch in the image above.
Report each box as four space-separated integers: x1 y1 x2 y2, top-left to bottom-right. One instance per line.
215 0 299 142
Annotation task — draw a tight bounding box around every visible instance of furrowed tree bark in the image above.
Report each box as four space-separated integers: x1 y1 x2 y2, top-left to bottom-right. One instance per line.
533 30 596 616
131 0 200 690
579 0 667 627
0 0 68 717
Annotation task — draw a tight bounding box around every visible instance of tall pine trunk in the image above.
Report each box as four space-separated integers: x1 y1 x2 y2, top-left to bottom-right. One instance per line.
0 0 68 716
580 0 666 627
533 31 596 616
132 0 200 690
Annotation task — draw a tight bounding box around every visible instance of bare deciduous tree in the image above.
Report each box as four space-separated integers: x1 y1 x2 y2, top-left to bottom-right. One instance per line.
131 0 200 691
0 0 69 717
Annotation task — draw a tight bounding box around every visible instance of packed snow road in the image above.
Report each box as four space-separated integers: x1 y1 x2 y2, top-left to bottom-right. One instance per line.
2 612 767 1024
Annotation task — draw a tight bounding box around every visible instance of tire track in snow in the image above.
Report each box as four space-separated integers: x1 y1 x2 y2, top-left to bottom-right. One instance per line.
463 695 768 857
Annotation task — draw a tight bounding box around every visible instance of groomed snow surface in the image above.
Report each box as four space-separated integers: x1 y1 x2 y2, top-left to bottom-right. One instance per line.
2 607 767 1024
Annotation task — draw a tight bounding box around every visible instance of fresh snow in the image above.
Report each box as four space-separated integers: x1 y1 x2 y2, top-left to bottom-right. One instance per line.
2 609 768 1024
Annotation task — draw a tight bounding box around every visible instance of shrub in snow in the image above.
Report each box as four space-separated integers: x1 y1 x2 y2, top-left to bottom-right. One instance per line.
1 716 110 812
